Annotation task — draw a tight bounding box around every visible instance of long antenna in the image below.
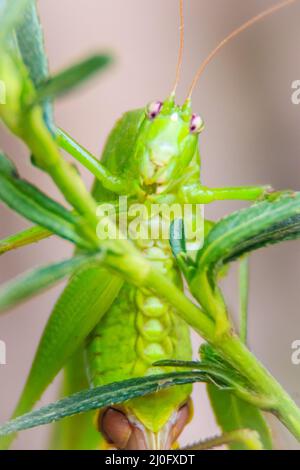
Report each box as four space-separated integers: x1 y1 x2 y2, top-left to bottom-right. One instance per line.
171 0 185 96
186 0 297 100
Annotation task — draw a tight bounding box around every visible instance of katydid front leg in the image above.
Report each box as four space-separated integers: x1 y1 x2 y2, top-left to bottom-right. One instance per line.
180 183 272 204
57 129 130 195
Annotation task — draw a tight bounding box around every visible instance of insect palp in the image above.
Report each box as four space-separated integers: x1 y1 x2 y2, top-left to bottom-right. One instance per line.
146 101 163 120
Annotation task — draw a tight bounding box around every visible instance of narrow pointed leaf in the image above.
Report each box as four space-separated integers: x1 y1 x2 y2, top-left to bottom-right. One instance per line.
0 371 219 437
169 219 196 280
0 0 32 40
154 359 253 397
15 0 54 131
170 219 186 258
195 192 300 275
0 152 90 248
0 225 52 255
33 54 112 104
0 253 102 313
155 359 239 378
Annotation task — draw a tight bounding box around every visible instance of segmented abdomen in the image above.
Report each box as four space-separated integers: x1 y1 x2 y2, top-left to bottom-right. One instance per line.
85 236 192 387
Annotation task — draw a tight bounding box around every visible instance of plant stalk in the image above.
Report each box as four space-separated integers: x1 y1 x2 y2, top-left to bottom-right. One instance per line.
130 264 300 442
239 256 249 344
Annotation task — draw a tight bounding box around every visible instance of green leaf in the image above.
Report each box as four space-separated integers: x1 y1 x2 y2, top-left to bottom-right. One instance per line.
169 219 196 281
0 371 223 437
0 0 32 40
170 219 186 258
0 150 16 175
201 345 273 450
0 152 90 248
0 225 52 256
0 253 103 313
33 54 112 105
154 358 253 397
196 192 300 275
15 0 54 131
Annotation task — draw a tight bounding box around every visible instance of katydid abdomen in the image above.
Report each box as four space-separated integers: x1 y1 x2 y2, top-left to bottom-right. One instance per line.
86 232 192 449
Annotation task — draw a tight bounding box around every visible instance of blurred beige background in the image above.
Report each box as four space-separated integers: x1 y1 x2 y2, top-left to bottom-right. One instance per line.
0 0 300 449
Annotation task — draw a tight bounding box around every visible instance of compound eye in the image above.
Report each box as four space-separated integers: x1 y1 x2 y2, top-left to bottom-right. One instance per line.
190 114 204 134
147 101 163 120
100 408 132 449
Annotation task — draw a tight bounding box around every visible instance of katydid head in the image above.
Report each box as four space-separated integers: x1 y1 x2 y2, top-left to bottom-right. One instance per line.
136 96 204 191
134 0 297 194
99 401 191 450
133 0 204 193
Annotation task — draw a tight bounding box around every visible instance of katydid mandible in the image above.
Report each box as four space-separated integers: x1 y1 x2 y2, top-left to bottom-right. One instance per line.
10 0 297 450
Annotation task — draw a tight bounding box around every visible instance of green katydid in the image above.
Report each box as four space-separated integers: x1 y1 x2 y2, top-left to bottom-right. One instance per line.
0 0 298 451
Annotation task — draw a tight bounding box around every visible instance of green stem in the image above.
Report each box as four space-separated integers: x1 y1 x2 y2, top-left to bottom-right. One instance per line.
103 250 215 340
56 128 126 194
191 270 231 336
21 108 99 244
107 254 300 442
104 251 300 441
146 267 216 339
239 256 249 344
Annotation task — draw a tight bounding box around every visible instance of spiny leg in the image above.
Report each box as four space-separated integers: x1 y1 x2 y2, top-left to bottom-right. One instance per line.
57 128 127 195
182 429 263 451
180 183 272 204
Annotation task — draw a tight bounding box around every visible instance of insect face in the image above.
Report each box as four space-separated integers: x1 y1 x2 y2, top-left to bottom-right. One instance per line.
137 97 204 192
99 402 191 450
